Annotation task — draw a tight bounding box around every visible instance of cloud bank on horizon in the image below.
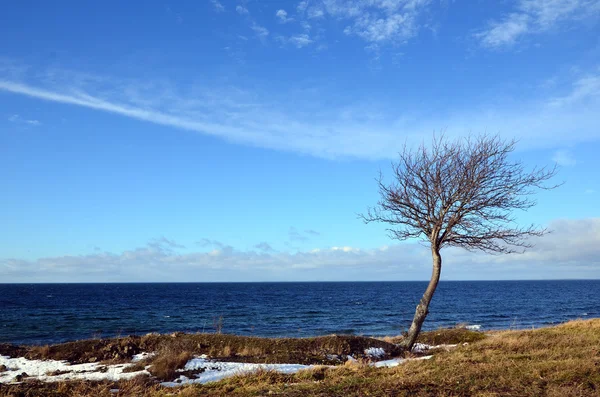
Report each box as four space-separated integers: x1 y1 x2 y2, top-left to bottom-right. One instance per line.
2 218 599 282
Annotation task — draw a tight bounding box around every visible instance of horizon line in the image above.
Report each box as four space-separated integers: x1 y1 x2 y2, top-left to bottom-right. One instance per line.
1 279 598 285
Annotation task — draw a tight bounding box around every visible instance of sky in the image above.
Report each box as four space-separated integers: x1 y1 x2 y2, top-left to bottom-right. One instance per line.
1 0 599 282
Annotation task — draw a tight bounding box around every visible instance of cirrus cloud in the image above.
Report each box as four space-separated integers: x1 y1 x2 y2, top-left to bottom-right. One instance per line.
476 0 600 48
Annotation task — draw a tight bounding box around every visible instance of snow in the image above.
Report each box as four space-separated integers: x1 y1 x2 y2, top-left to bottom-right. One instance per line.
412 343 457 353
160 357 315 386
1 346 441 387
465 324 482 330
131 352 155 362
364 347 386 358
372 355 433 368
411 343 430 353
0 355 150 384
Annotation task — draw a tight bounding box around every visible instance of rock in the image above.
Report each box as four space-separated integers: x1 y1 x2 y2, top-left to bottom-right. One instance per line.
0 364 7 372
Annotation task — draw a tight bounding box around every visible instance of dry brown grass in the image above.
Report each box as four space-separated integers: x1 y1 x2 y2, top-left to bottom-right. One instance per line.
381 327 486 346
0 332 399 366
29 344 51 360
147 350 193 381
190 319 600 396
2 320 600 396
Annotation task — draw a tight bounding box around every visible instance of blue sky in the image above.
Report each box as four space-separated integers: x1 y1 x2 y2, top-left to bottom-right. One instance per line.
1 0 599 282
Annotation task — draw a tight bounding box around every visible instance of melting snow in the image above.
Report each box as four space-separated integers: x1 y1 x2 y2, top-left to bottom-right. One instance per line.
1 346 441 387
160 357 314 386
0 355 149 384
372 355 433 368
364 347 386 358
131 352 155 362
412 343 457 353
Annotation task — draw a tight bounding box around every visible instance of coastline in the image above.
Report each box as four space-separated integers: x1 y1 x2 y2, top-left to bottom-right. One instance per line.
3 320 600 395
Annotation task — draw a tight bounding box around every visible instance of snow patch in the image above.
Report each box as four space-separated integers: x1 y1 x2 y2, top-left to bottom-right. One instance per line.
465 324 482 330
0 355 149 384
161 356 315 386
411 343 457 353
364 347 385 358
411 343 430 353
372 355 433 368
131 352 155 362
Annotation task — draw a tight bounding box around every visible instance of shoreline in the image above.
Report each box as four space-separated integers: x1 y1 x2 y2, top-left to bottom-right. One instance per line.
1 319 599 396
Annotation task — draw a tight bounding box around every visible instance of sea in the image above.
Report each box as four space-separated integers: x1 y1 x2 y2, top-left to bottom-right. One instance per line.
1 280 598 346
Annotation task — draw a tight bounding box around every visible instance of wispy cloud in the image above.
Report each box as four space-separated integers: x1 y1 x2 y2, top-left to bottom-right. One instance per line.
196 238 228 249
250 22 269 39
552 149 577 166
148 236 186 251
236 5 249 15
0 65 599 159
276 9 294 23
319 0 432 44
277 33 314 48
254 242 275 252
7 113 41 126
476 13 530 48
2 219 599 282
211 0 225 13
307 6 325 19
549 73 600 107
476 0 600 48
288 227 309 242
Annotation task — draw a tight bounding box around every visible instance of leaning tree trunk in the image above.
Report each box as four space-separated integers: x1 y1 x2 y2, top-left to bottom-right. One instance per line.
400 247 442 351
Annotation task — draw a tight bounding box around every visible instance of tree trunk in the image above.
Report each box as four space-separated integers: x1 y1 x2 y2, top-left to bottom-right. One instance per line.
400 247 442 351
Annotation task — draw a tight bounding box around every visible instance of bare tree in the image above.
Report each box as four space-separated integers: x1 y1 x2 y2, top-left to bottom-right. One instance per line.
361 134 558 350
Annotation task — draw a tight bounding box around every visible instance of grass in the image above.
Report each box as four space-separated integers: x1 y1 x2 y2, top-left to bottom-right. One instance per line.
2 320 599 396
148 351 193 381
0 333 402 366
383 326 487 346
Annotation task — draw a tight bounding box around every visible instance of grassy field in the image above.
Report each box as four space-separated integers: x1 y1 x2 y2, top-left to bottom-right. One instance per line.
1 319 599 396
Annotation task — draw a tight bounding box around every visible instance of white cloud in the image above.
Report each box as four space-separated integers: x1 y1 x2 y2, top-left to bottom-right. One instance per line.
2 218 599 282
549 73 600 107
235 5 248 15
307 7 325 19
211 0 225 13
0 65 599 159
276 9 293 23
7 113 41 126
236 5 249 15
476 0 600 48
297 1 309 13
285 33 314 48
319 0 432 44
285 0 433 45
250 23 269 39
476 13 530 48
552 149 576 166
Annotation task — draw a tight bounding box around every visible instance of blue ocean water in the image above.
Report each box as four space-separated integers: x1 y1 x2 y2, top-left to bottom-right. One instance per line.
0 281 598 345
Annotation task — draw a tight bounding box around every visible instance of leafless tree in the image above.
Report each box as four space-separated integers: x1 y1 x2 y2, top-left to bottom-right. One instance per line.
361 134 558 350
